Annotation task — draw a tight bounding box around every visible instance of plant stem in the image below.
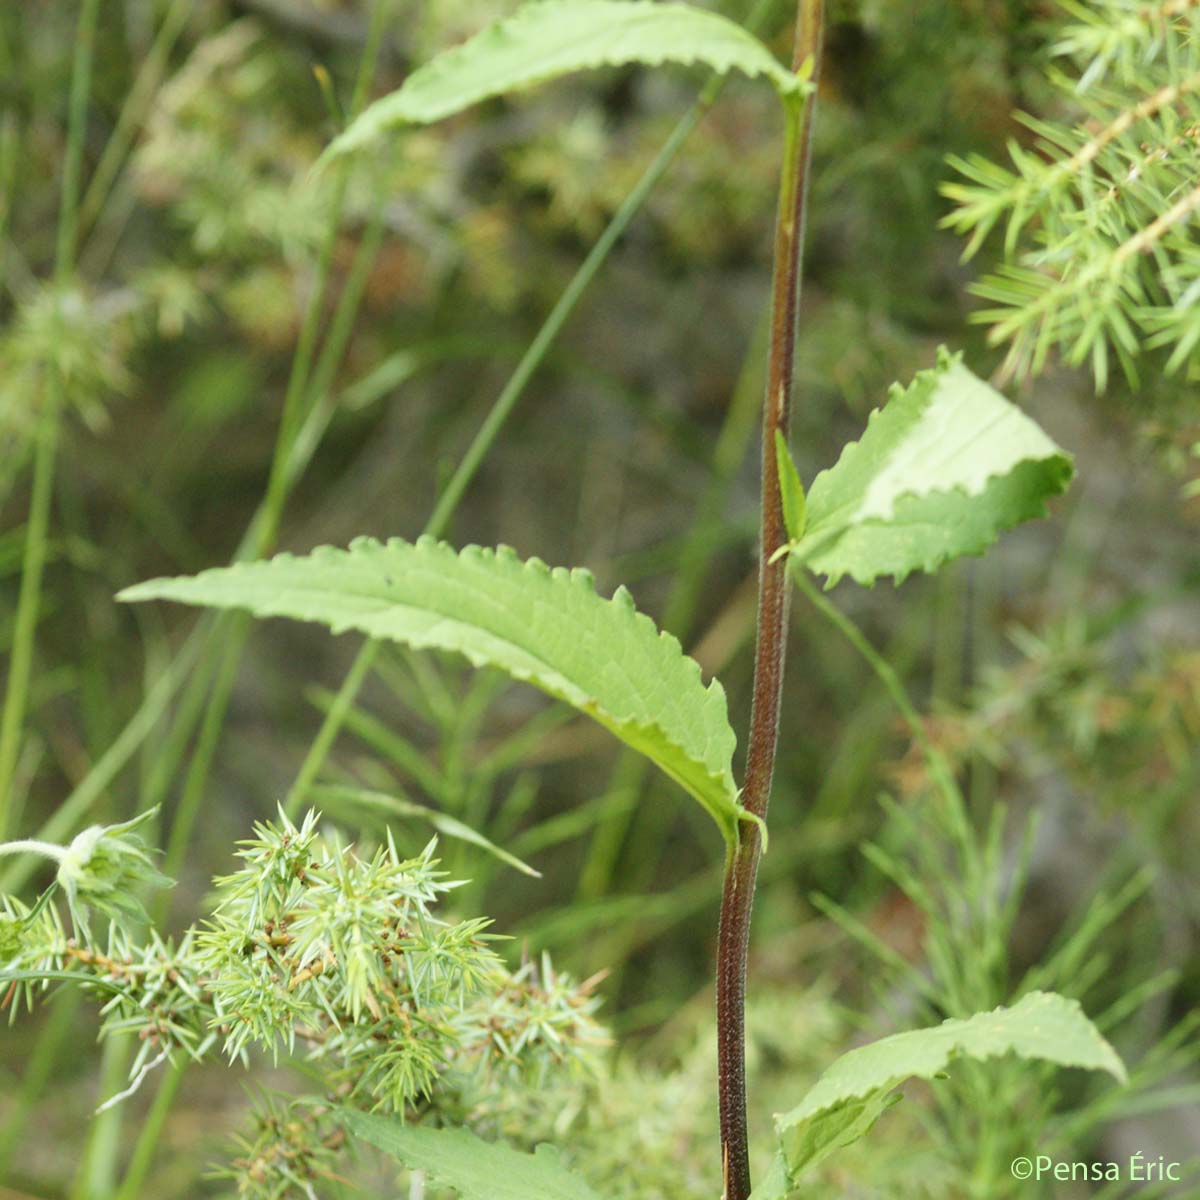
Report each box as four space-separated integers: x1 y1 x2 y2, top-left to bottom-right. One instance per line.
0 990 79 1175
110 1059 186 1200
0 0 101 837
0 4 392 890
716 4 823 1197
791 568 978 884
77 0 192 237
0 396 59 837
0 626 208 895
0 838 66 861
160 0 393 865
792 570 953 793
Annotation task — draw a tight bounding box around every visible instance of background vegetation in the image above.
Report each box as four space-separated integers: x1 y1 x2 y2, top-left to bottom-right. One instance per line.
1 1 1197 1196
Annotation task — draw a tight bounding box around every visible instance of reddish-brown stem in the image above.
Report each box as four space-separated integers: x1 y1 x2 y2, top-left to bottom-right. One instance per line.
716 4 824 1198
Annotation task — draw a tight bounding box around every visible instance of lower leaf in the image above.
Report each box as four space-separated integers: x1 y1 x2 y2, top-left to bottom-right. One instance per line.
771 991 1125 1182
343 1112 608 1200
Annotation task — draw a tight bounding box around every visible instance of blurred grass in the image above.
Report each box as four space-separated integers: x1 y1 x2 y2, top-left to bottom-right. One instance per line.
0 1 1198 1196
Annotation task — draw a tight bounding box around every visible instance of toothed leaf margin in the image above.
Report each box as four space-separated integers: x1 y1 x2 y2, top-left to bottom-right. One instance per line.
119 537 744 844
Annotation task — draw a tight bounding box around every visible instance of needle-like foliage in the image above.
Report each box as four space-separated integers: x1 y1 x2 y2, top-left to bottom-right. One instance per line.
0 808 606 1197
941 0 1200 388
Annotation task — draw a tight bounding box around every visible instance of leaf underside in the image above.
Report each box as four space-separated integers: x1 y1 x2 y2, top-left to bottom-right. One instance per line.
790 350 1074 587
764 991 1125 1191
325 0 804 159
344 1112 607 1200
119 537 743 844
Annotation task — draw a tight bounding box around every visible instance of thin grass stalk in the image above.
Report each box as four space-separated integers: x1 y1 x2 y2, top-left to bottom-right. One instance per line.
77 0 192 237
0 112 18 289
0 0 101 836
70 8 393 1192
94 11 391 1191
71 1035 133 1200
0 285 374 895
109 1059 186 1200
792 570 976 876
160 181 390 887
157 0 394 882
0 989 79 1175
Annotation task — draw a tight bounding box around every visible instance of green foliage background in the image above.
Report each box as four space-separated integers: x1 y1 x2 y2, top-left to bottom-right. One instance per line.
0 1 1198 1197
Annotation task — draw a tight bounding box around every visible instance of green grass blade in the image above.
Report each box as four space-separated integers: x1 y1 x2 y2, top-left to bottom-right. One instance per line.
310 783 541 877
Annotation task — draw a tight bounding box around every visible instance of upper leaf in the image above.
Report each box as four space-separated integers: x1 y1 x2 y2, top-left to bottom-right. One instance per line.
343 1112 608 1200
771 991 1125 1184
324 0 806 160
787 350 1074 586
119 537 743 844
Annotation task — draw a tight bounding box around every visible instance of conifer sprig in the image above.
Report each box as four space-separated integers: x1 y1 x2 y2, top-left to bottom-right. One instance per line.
0 808 606 1197
942 0 1200 388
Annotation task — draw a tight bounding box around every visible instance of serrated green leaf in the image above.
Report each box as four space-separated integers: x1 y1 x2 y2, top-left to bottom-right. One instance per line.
344 1112 608 1200
773 992 1125 1181
791 350 1073 586
774 430 806 540
324 1 806 160
118 537 742 844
